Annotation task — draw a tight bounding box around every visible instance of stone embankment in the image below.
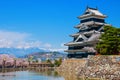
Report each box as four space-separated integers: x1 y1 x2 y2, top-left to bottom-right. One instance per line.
57 56 120 80
57 59 87 80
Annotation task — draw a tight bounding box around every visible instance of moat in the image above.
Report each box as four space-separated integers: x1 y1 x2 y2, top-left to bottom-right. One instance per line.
0 69 64 80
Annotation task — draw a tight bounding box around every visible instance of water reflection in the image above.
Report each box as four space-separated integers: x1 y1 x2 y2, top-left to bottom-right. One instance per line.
29 68 62 77
0 69 64 80
57 70 79 80
0 68 86 80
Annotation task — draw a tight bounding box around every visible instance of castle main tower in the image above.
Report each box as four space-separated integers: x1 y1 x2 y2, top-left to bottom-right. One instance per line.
65 7 110 58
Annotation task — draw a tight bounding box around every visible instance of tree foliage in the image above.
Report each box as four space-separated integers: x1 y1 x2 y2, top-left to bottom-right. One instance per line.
54 58 62 67
28 56 34 64
46 59 54 67
96 26 120 55
46 59 51 63
46 58 62 67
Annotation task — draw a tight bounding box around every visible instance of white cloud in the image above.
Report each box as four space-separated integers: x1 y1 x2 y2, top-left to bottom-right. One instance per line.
61 43 67 48
47 43 67 52
0 30 42 49
0 30 29 41
15 41 42 49
49 48 66 52
0 30 67 52
43 43 52 48
60 43 65 47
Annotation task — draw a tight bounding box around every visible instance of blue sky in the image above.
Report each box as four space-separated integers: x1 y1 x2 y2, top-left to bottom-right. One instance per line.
0 0 119 51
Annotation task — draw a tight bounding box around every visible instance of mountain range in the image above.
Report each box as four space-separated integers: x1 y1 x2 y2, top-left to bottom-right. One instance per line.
0 48 46 57
0 48 67 58
26 51 67 61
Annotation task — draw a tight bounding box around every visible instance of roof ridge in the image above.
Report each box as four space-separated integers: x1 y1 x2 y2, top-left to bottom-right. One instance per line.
86 6 98 10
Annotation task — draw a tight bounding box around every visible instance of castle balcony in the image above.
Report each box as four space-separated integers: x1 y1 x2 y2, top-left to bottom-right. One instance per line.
64 49 87 53
65 46 96 54
70 30 101 37
83 30 101 36
65 40 98 47
79 14 107 20
81 18 105 23
68 46 84 50
75 21 106 28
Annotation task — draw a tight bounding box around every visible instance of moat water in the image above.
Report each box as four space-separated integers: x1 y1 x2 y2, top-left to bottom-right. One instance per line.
0 69 64 80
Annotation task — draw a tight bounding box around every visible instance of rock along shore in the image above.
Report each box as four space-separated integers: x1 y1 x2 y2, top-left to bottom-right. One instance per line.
57 55 120 80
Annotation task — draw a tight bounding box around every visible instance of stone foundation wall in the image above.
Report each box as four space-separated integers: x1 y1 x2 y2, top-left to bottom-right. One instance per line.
57 56 120 80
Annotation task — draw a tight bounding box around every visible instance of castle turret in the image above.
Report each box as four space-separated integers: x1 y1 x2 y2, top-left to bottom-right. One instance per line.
65 7 110 58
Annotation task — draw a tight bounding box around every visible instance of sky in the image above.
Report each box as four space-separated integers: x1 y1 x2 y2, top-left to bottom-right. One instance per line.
0 0 120 51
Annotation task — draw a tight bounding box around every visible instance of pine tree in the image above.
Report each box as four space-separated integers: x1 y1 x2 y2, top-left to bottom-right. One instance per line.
96 26 120 55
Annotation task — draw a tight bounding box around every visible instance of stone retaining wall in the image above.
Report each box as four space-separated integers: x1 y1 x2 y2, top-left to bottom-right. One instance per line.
57 56 120 80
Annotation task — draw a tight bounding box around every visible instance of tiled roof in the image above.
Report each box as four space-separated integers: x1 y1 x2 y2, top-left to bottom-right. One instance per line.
87 8 104 16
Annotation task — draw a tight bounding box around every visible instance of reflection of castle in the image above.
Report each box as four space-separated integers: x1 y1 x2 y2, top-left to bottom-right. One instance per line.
65 7 110 58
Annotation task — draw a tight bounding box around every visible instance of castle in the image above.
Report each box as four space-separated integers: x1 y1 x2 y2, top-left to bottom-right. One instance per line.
65 7 110 58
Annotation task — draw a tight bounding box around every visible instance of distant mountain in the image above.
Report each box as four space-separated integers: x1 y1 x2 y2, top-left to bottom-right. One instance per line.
0 48 46 57
26 52 67 61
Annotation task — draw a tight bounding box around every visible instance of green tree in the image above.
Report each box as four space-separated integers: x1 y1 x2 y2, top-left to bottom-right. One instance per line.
28 56 34 65
46 59 54 67
46 59 51 63
54 58 62 67
96 26 120 55
35 59 39 63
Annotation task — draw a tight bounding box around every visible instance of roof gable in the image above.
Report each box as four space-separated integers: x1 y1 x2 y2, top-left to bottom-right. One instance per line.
78 7 107 19
86 8 104 16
